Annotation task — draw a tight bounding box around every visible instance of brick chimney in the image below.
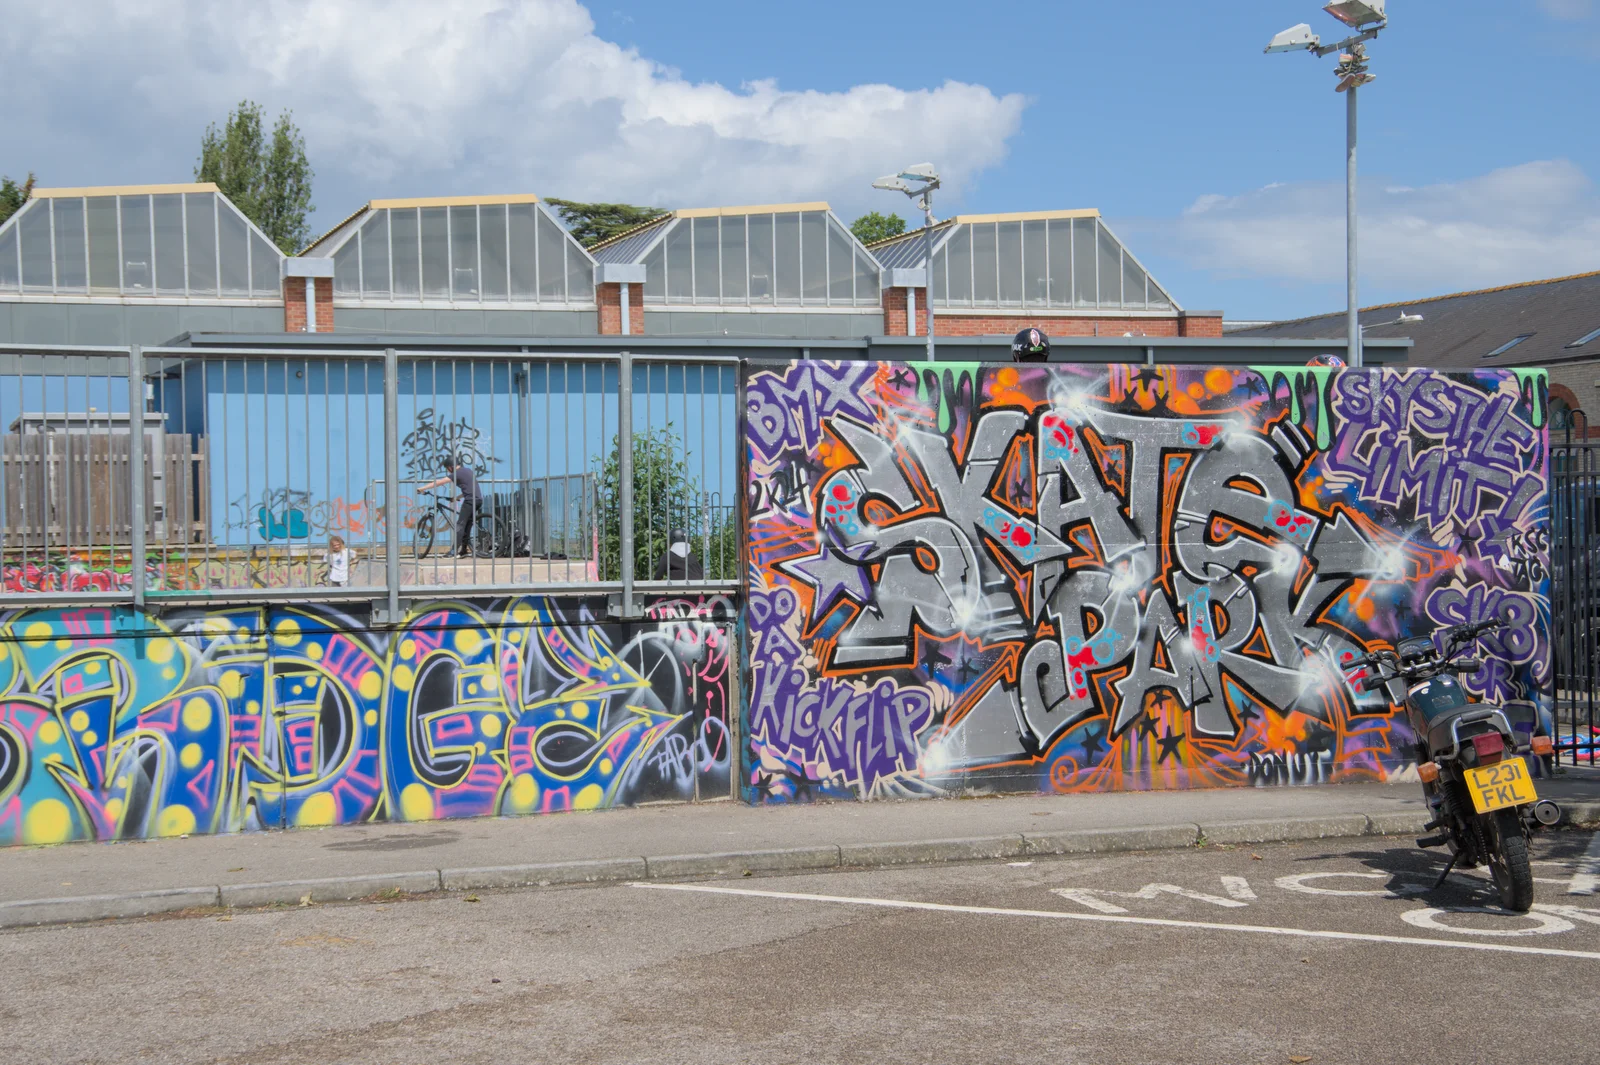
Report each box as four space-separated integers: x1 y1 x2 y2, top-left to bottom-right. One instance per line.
595 263 648 336
283 258 335 333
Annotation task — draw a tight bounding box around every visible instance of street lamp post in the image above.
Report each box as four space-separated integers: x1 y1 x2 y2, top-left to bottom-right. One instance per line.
1266 1 1387 368
1356 310 1422 366
873 164 942 362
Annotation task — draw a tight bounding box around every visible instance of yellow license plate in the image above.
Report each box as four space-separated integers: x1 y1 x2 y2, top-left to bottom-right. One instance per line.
1465 756 1538 814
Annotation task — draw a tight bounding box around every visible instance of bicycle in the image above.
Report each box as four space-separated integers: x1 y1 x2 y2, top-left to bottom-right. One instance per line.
412 490 504 560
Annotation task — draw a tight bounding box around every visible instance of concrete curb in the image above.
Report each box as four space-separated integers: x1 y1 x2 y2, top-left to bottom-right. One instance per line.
0 807 1589 930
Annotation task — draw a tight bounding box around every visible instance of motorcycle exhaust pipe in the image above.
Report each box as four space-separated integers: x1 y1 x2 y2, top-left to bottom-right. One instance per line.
1531 799 1562 827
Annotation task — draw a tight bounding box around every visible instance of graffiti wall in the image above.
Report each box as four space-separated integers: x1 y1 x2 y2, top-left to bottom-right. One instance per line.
0 595 732 846
745 360 1549 801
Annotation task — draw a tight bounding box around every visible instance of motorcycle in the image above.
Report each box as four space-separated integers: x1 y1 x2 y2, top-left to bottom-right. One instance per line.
1350 618 1560 912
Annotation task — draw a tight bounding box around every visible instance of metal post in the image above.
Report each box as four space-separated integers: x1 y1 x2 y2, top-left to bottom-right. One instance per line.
618 349 636 618
620 281 631 337
1346 84 1360 368
906 284 917 338
922 201 936 361
128 344 146 610
383 347 400 621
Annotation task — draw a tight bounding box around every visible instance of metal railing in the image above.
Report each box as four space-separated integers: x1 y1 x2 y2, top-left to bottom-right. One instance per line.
1552 438 1599 766
0 344 742 612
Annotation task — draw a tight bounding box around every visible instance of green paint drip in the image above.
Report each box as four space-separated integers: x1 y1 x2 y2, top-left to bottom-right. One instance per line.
910 361 979 434
1249 365 1339 449
1511 368 1547 428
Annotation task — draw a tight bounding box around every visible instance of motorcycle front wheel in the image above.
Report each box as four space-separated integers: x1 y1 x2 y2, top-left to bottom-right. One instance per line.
1486 808 1534 912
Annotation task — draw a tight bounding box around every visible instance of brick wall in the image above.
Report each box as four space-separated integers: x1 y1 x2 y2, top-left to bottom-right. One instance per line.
1178 313 1223 338
597 282 646 336
283 276 334 333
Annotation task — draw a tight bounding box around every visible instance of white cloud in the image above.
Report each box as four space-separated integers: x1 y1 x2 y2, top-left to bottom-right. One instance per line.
1133 160 1600 293
0 0 1025 227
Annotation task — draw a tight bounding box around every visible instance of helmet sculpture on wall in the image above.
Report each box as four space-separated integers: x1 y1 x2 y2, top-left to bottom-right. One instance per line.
1012 327 1050 363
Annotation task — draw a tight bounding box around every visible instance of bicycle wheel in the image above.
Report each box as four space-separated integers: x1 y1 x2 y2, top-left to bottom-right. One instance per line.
474 513 502 559
415 512 436 559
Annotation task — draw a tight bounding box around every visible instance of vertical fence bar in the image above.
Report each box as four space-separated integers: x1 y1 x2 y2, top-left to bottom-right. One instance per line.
618 349 635 617
128 344 146 609
383 347 400 619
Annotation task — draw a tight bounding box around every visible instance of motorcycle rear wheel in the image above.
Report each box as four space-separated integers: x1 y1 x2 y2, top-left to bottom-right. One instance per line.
1487 808 1534 913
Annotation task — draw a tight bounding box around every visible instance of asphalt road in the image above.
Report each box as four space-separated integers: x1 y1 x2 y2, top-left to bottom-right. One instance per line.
3 828 1598 1065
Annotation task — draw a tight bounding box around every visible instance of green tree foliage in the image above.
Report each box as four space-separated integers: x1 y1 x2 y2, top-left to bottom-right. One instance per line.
195 101 315 253
545 199 668 248
0 172 35 226
850 210 905 246
594 425 739 582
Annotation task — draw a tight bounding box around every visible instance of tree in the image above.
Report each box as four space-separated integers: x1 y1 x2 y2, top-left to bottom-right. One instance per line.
851 210 905 246
0 172 35 226
593 425 739 583
545 199 668 248
196 101 315 253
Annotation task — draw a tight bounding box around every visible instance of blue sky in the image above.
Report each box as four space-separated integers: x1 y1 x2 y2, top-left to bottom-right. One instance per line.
5 0 1597 320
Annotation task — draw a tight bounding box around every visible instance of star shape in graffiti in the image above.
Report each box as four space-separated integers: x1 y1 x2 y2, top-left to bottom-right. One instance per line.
1134 713 1161 741
1235 700 1260 726
777 539 875 623
1244 375 1266 398
892 367 919 390
919 642 953 677
954 656 986 685
1134 365 1161 389
1079 725 1107 763
1156 728 1185 765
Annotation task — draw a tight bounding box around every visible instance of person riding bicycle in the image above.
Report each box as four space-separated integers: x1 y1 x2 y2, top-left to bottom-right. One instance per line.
419 454 483 558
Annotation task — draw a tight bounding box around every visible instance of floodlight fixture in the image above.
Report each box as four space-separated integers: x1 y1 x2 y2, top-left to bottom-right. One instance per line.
1324 0 1385 28
1265 23 1321 53
1264 3 1390 367
873 175 912 192
899 163 939 182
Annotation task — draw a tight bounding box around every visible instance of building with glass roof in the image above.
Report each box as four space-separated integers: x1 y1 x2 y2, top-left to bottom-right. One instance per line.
866 210 1218 338
589 203 885 338
0 182 1245 348
300 195 600 335
0 184 288 344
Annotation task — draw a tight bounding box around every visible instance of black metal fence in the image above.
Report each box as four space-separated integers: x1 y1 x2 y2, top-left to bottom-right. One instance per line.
1551 437 1599 766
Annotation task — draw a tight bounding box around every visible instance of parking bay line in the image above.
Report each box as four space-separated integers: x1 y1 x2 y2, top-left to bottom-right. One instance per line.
629 882 1600 962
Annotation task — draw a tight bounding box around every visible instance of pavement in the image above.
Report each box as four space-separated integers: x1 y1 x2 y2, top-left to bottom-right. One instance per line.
4 828 1599 1064
3 767 1598 929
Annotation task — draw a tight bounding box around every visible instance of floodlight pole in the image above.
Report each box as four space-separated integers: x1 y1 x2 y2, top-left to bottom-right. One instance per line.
1346 83 1360 368
919 191 936 362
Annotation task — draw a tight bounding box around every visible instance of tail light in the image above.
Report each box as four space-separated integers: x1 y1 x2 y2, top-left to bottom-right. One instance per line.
1531 735 1555 757
1418 761 1440 783
1471 732 1505 765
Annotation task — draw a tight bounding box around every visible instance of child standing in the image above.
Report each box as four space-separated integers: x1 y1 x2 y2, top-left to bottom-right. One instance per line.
325 535 350 587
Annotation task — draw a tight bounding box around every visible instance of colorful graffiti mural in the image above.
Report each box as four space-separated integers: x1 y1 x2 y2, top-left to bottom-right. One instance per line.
745 360 1550 801
0 596 732 846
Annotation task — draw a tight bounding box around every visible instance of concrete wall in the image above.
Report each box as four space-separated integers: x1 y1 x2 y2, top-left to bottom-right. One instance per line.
743 361 1551 800
0 595 733 845
330 307 599 337
643 310 882 340
0 302 284 347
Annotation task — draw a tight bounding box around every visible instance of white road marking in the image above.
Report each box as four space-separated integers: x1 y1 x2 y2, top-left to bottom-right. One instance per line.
1005 862 1034 868
1401 907 1575 937
1221 876 1257 901
1536 902 1600 926
629 882 1600 962
1275 872 1428 898
1570 831 1600 896
1050 883 1248 915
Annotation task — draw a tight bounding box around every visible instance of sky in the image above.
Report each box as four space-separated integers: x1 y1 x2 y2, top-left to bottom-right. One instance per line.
2 0 1597 320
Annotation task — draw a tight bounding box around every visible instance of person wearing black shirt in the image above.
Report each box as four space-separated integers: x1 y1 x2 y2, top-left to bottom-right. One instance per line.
420 456 483 558
653 528 704 580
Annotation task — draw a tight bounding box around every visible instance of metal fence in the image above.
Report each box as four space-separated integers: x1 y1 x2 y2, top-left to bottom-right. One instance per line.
0 344 741 612
1552 439 1599 766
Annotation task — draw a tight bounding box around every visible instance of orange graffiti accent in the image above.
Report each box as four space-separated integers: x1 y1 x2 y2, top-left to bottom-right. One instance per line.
987 366 1039 410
